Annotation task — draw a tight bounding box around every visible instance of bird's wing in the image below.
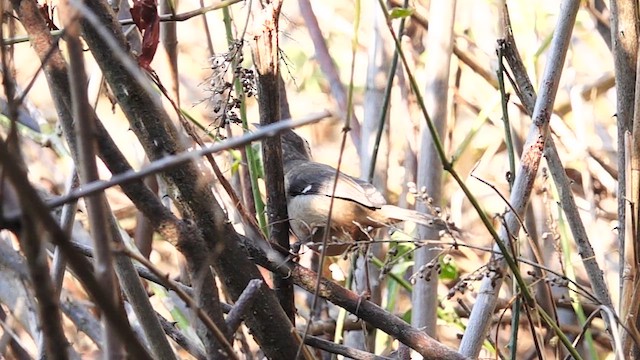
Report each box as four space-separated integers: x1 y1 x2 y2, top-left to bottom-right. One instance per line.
286 162 387 208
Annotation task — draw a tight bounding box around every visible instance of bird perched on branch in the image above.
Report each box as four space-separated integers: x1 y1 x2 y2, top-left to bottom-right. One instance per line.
280 129 452 256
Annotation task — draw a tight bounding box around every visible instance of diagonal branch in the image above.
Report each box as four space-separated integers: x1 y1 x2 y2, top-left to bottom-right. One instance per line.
458 1 581 357
59 2 123 356
297 0 362 151
76 0 306 357
241 235 470 360
0 112 330 225
0 138 153 359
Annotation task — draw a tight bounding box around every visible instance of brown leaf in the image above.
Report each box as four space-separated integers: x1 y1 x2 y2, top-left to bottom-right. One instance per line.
130 0 159 70
38 3 59 31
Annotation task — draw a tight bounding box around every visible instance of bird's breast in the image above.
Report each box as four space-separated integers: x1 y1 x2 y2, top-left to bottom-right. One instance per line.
287 194 379 237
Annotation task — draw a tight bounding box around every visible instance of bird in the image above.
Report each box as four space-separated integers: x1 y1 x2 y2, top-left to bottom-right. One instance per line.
280 129 451 256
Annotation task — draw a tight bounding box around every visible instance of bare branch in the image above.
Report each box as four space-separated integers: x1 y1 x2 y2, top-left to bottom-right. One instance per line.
459 1 581 356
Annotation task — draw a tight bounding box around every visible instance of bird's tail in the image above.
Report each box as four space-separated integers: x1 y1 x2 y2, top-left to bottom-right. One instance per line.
376 205 451 231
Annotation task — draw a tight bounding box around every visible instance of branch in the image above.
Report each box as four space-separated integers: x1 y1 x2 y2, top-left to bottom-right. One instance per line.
297 0 362 150
59 2 123 355
0 136 152 360
76 0 307 357
459 1 581 356
122 248 237 360
411 0 455 336
500 0 616 339
241 235 469 360
250 0 295 323
1 111 331 224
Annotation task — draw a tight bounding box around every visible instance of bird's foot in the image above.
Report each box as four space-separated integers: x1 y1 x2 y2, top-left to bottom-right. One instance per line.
286 241 303 262
355 290 371 314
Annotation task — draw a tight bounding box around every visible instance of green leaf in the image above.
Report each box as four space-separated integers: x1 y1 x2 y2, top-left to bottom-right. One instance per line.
402 308 411 323
389 7 414 19
250 143 264 179
229 149 242 175
390 259 413 276
439 255 459 281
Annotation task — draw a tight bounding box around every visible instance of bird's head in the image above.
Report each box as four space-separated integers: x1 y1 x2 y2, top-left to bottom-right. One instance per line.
280 129 312 166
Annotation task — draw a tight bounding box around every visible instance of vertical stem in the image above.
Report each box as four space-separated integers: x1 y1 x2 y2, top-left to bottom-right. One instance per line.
611 0 639 311
459 1 581 356
160 0 179 104
497 42 521 359
250 0 295 323
367 0 408 183
412 0 456 336
297 0 362 151
611 0 640 355
60 2 126 357
222 6 264 231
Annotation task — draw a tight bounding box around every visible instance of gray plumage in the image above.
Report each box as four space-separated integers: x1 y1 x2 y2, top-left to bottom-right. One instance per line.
280 129 449 256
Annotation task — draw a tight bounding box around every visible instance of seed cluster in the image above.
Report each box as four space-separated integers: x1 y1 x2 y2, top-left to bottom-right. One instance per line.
207 40 257 129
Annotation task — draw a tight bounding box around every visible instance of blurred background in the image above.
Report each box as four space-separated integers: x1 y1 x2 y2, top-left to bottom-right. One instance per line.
0 0 621 358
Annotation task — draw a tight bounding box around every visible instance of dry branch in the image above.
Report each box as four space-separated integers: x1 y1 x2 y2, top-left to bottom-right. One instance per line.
298 0 362 150
0 138 152 359
611 7 639 354
59 2 124 355
242 235 470 360
250 0 295 323
458 1 581 356
412 0 456 336
76 0 305 357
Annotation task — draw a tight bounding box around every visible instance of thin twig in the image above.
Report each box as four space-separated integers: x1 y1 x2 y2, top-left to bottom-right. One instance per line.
60 3 123 356
157 312 206 360
1 111 331 223
120 0 241 25
297 0 362 150
226 279 262 333
121 246 239 360
303 334 393 360
242 234 469 360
